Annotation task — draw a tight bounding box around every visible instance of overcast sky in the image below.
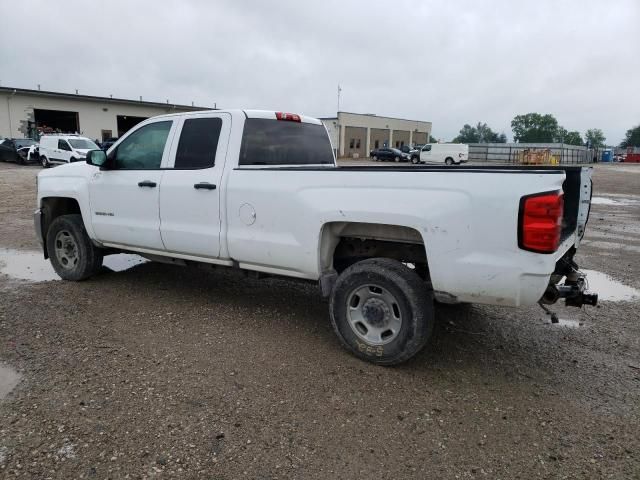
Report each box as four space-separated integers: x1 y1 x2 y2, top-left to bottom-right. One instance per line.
1 0 638 143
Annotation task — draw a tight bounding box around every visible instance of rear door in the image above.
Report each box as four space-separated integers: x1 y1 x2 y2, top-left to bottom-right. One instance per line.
159 113 231 258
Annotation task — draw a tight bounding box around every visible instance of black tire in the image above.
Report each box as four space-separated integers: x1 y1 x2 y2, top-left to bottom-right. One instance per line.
372 155 378 161
411 155 419 164
41 155 50 168
445 157 454 165
46 214 103 281
329 258 434 365
394 156 401 162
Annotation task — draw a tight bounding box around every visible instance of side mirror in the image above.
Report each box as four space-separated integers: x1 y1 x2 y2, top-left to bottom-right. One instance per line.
86 149 107 167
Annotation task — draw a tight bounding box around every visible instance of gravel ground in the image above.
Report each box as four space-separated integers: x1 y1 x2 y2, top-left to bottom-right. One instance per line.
0 162 639 479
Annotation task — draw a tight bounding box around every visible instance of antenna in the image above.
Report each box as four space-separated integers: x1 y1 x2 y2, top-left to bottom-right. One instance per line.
337 84 342 113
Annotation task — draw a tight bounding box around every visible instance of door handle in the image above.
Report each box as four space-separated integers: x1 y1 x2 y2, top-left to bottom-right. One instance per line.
194 182 216 190
138 180 157 188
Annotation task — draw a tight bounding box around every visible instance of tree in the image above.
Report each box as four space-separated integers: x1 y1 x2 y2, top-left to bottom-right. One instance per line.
553 127 583 145
511 113 559 143
452 122 507 143
428 134 437 143
562 131 584 146
585 128 606 148
620 125 640 148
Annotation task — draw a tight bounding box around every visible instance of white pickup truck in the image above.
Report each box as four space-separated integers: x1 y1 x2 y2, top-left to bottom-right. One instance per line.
34 109 597 365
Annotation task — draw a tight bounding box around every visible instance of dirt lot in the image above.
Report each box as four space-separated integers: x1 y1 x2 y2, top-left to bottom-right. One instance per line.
1 162 639 479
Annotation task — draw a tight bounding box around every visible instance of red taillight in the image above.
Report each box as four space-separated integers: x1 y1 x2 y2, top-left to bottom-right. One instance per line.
275 112 301 122
518 192 564 253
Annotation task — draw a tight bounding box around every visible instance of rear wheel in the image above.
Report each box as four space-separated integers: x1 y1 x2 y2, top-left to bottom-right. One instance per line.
372 155 378 161
41 155 50 168
46 214 103 281
445 157 454 165
394 156 401 162
330 258 434 365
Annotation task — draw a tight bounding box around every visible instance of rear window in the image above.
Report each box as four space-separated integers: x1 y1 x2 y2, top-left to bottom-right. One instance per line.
239 118 334 166
174 117 222 169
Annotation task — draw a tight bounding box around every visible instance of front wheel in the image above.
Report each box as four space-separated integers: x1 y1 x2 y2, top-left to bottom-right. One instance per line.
46 214 103 281
411 156 420 164
372 155 378 161
329 258 434 365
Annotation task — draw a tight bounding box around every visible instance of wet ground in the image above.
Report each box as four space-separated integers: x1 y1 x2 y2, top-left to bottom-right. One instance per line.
0 162 639 478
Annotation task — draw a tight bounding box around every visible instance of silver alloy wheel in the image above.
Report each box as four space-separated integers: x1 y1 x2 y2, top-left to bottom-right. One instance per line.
41 156 47 168
54 230 79 270
346 284 403 345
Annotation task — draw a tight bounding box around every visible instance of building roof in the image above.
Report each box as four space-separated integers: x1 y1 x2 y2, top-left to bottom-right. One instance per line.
0 86 210 111
337 111 431 125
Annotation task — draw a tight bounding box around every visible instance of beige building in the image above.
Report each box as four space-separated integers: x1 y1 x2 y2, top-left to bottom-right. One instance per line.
0 86 208 142
321 112 432 158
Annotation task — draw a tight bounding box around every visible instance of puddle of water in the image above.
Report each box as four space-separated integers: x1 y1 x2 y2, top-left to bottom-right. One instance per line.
0 364 21 400
0 249 147 282
582 269 640 302
591 196 639 206
542 318 582 328
103 254 148 272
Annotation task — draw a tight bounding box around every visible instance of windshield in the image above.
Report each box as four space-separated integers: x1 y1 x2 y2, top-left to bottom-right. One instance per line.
15 139 37 148
239 119 334 166
68 138 98 150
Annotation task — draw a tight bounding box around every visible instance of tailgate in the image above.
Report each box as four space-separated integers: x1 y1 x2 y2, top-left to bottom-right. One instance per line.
560 166 593 248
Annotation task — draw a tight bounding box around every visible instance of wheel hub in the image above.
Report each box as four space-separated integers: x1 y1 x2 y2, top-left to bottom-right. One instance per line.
361 298 390 327
346 284 403 345
54 230 79 270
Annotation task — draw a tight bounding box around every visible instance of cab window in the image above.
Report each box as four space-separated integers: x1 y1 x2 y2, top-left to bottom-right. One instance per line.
58 140 71 151
174 117 222 169
422 145 432 152
113 121 172 170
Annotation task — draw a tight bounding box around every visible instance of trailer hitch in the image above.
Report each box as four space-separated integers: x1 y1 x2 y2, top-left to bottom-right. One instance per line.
541 277 598 308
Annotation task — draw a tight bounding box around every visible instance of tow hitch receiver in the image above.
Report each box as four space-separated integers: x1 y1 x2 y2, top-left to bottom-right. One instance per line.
541 273 598 308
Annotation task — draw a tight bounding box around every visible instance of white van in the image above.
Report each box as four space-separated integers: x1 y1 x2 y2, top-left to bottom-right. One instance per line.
39 134 99 168
413 143 469 165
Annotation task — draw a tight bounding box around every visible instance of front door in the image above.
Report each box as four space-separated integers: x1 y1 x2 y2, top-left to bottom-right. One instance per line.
89 119 176 250
159 113 231 258
420 145 433 163
57 139 72 163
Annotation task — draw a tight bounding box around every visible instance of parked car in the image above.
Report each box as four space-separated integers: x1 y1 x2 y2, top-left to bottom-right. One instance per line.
34 109 598 365
0 138 39 164
400 145 420 162
414 143 469 165
39 134 99 168
101 137 119 151
370 147 410 162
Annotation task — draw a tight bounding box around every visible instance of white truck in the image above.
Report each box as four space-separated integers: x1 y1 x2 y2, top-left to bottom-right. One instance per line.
412 143 469 165
34 109 597 365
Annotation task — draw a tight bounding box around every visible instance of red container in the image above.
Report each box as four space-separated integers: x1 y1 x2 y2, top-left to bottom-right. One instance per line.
625 153 640 163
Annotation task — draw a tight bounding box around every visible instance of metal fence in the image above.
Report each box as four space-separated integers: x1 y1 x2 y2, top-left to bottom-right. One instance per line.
468 143 596 165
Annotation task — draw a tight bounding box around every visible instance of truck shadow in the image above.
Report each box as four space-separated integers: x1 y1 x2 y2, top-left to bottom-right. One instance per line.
93 260 562 379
